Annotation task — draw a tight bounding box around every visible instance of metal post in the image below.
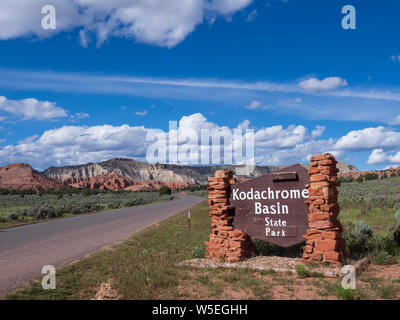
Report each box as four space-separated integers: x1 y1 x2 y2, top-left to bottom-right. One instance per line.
188 210 191 233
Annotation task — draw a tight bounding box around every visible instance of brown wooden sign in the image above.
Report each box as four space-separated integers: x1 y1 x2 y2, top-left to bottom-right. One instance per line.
230 164 310 247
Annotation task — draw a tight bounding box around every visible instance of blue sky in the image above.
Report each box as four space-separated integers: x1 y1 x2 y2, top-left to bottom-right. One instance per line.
0 0 399 171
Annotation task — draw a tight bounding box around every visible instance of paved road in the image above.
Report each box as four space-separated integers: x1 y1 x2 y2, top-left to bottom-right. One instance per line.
0 194 204 296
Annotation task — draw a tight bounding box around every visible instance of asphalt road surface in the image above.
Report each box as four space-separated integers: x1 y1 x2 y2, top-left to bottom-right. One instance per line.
0 194 204 296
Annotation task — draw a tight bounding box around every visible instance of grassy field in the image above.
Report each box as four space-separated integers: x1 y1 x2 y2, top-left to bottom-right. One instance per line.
4 177 400 300
339 176 400 234
0 190 174 229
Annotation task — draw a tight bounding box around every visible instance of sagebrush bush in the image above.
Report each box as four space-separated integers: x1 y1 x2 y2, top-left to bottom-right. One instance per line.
159 186 172 196
345 221 373 252
7 212 19 220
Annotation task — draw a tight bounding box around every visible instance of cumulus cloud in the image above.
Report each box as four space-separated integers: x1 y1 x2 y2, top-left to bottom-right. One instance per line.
0 95 67 121
0 112 331 169
389 115 400 125
0 0 81 40
311 125 325 138
298 77 348 93
334 126 400 152
2 110 399 169
0 0 253 47
367 149 400 165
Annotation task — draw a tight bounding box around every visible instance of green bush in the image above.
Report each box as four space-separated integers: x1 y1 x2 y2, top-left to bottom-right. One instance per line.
7 212 19 220
345 221 373 252
364 173 379 181
370 251 398 265
356 176 364 183
159 186 172 196
295 264 308 279
336 286 355 300
191 244 206 258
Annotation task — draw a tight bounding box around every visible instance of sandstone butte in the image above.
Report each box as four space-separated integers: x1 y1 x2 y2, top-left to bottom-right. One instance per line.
0 163 190 191
0 163 62 190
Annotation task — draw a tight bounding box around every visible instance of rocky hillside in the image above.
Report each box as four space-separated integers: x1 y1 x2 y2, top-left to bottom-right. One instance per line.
0 163 62 190
0 158 358 191
43 158 358 186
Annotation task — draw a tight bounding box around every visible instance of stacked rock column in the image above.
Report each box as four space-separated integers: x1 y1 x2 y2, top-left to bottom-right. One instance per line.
205 170 254 262
302 154 349 267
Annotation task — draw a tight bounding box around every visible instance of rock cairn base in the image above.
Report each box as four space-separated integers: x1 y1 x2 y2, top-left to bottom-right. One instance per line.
302 154 349 267
205 170 254 262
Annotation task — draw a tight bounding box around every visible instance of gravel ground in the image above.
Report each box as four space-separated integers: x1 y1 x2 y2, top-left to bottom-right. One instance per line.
180 256 343 278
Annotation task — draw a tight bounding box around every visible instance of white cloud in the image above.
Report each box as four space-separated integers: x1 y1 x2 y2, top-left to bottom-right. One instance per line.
237 119 250 130
334 126 400 151
298 77 348 93
135 110 148 116
0 112 331 169
246 100 268 110
0 0 253 47
246 9 258 22
79 29 89 48
311 125 325 138
390 55 400 63
367 149 400 165
2 112 400 169
255 125 309 149
0 0 81 40
69 112 90 122
389 115 400 125
0 95 67 121
289 97 303 103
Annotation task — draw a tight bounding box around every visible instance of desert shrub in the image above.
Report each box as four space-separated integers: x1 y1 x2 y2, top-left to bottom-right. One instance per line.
0 188 10 195
81 189 92 196
253 239 279 255
370 251 398 265
345 221 373 252
191 243 206 258
7 212 19 220
344 176 354 183
356 176 364 183
336 286 355 300
364 173 379 181
295 264 308 279
108 201 121 209
159 186 172 196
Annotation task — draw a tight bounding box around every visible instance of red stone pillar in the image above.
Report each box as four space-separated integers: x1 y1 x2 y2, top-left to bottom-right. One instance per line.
302 154 349 266
205 170 254 262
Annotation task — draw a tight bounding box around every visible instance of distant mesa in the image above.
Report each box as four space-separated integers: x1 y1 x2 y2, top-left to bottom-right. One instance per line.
0 163 63 191
0 158 360 192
